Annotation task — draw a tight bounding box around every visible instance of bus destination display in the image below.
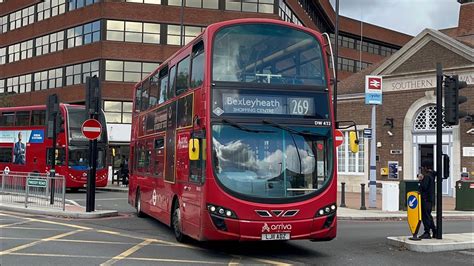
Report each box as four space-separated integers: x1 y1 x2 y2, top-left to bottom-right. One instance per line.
221 93 314 116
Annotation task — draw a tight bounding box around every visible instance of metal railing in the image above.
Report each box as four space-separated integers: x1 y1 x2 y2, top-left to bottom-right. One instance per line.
1 171 66 211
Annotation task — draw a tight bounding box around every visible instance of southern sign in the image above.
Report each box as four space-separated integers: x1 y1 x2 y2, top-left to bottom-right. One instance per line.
81 119 102 140
27 178 47 188
365 75 383 105
407 191 421 235
382 70 473 93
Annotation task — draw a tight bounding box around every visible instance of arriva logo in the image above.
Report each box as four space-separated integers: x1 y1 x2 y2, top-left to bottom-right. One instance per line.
262 223 271 233
262 223 292 232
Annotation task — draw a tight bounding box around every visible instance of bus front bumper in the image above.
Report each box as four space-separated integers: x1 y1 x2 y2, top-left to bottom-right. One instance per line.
201 213 336 241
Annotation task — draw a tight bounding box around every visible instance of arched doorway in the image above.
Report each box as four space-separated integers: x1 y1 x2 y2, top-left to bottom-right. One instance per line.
411 105 453 196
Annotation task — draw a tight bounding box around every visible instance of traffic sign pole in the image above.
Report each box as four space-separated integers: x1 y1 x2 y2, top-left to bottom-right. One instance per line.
435 63 443 239
85 76 101 213
369 105 377 208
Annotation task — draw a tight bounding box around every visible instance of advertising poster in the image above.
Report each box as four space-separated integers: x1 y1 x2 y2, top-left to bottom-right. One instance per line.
0 129 44 165
388 161 399 179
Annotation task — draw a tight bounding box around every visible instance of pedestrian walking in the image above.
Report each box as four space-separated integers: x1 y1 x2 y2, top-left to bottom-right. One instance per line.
418 160 437 239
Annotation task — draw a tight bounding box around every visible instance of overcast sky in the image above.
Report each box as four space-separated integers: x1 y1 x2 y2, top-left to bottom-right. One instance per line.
329 0 461 36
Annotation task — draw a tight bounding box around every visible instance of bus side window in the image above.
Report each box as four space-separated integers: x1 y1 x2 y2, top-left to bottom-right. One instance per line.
158 66 169 104
15 111 30 126
0 147 13 163
129 146 134 174
141 78 150 111
0 112 15 126
142 141 151 174
135 85 142 113
137 142 146 173
31 110 46 126
154 137 164 178
175 56 190 96
168 65 176 100
47 148 65 166
149 72 159 108
190 41 204 88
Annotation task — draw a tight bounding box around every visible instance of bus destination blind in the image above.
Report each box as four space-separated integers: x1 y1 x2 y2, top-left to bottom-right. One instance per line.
221 93 314 116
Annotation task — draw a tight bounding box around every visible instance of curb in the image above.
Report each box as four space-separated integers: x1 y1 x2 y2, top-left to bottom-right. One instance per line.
96 187 128 193
387 236 474 253
338 216 473 221
0 204 118 219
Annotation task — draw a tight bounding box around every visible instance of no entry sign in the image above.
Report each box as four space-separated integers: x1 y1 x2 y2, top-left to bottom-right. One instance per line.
334 129 344 147
81 119 102 140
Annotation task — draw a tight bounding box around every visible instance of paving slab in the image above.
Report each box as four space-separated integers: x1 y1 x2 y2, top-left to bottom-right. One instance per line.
0 202 118 219
337 207 474 221
387 233 474 252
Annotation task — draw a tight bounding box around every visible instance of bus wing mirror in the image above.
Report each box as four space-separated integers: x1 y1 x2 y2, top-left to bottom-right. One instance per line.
349 131 359 153
189 138 200 161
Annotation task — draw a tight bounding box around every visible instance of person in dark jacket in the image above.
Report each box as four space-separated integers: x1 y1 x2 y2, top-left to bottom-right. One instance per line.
120 155 129 186
418 160 437 239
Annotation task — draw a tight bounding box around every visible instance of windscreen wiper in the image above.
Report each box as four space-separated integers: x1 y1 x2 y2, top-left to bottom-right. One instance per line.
221 119 274 133
261 120 322 137
262 119 303 174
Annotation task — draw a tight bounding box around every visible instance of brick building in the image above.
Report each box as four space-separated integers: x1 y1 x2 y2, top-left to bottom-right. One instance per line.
337 1 473 197
0 0 411 169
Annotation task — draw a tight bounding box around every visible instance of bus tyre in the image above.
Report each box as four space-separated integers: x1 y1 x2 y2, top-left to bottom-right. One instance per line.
172 201 185 242
136 189 144 217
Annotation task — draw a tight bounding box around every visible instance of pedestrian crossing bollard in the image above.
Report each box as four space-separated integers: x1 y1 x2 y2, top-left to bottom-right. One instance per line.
340 182 347 207
360 183 367 210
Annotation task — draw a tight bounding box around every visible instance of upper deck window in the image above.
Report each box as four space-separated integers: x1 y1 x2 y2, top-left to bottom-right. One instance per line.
212 23 326 86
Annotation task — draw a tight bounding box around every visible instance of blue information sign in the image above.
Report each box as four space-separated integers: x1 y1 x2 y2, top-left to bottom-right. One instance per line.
407 195 418 209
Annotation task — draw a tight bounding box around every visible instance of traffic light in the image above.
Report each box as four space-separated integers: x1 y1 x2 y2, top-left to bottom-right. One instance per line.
46 94 59 138
85 76 101 119
444 75 468 125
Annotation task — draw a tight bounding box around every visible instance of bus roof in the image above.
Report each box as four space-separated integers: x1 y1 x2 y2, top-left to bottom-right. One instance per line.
133 18 324 89
0 103 83 112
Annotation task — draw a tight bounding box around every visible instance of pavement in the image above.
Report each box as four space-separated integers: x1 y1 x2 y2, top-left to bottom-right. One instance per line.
0 194 118 219
1 182 472 253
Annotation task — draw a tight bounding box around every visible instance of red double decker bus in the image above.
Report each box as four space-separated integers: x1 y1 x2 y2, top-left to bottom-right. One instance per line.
129 18 338 242
0 104 108 189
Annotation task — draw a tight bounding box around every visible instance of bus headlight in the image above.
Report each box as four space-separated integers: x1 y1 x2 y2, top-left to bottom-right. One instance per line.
316 204 337 217
207 204 237 219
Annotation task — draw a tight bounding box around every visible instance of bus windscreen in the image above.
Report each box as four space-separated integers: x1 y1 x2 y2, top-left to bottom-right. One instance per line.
212 23 326 86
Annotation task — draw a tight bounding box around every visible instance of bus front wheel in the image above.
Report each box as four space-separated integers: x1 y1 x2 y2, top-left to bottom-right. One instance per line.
172 200 185 242
136 189 144 217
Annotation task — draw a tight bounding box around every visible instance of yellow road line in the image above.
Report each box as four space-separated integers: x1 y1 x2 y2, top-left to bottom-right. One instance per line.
0 236 175 247
0 212 91 230
0 220 31 228
0 212 291 265
124 257 227 264
252 257 293 266
228 255 242 265
2 226 72 231
0 229 84 256
100 239 153 266
9 252 227 264
96 229 196 249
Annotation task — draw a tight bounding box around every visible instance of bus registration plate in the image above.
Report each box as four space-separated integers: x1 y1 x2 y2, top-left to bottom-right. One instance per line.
261 233 290 241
